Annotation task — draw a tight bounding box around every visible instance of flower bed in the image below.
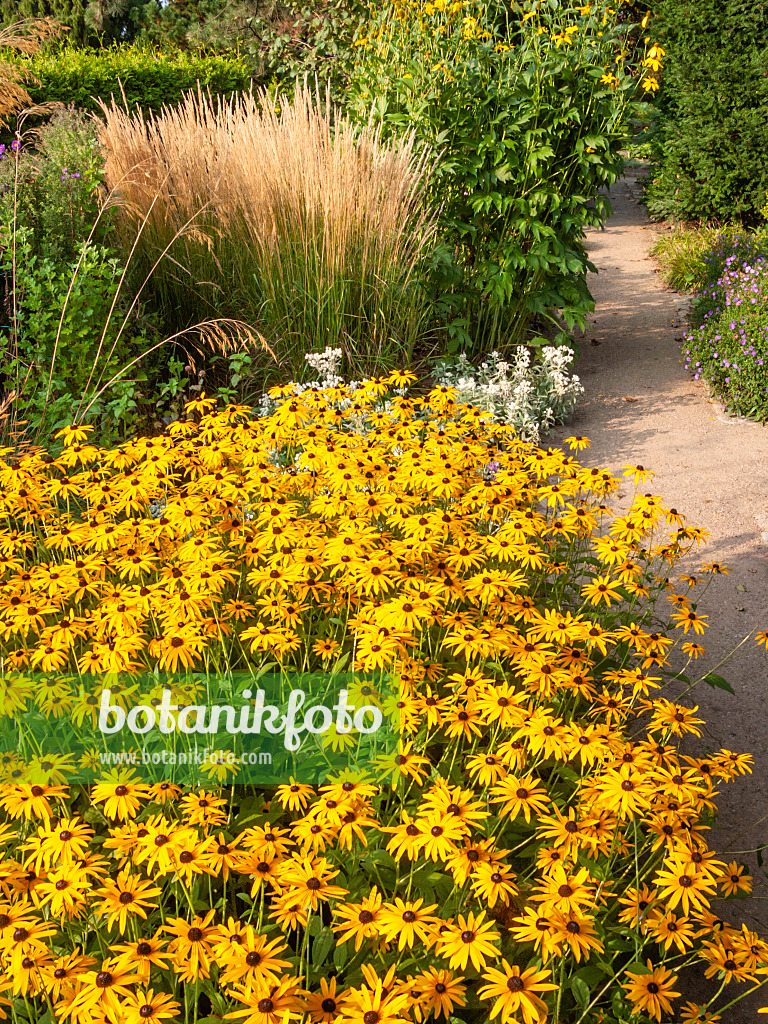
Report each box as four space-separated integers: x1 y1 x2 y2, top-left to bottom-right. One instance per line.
683 234 768 420
0 378 764 1023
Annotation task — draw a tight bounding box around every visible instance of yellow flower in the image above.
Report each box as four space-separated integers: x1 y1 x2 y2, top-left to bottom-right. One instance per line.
478 961 558 1024
437 909 500 971
622 960 681 1022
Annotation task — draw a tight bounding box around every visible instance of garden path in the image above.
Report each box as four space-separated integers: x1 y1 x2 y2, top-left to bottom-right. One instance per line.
548 169 768 1019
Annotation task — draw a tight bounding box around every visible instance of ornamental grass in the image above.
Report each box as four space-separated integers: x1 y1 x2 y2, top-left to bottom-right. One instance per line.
97 85 436 376
0 377 764 1023
0 18 63 126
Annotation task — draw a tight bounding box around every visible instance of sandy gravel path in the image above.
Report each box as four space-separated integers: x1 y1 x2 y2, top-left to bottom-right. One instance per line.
548 169 768 1019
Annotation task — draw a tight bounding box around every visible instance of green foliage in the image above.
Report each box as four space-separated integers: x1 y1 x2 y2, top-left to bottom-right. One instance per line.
0 227 148 442
682 233 768 421
6 42 255 117
348 0 642 355
649 226 737 292
82 0 154 43
0 108 110 263
0 0 89 46
0 115 174 447
0 0 164 47
137 0 370 101
644 0 768 225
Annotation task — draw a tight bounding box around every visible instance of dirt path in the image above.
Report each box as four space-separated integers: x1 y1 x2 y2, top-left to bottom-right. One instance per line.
548 169 768 1019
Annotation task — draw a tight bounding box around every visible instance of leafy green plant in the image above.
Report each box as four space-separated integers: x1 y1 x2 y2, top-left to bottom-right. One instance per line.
347 0 649 354
644 0 768 225
139 0 370 103
0 225 151 443
0 0 89 46
0 107 111 263
682 233 768 421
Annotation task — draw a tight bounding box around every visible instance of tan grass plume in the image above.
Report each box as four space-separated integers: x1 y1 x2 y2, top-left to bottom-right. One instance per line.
0 18 66 127
97 82 436 370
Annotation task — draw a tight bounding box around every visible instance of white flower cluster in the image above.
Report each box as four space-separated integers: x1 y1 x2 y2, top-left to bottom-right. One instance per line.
433 347 583 444
303 347 345 389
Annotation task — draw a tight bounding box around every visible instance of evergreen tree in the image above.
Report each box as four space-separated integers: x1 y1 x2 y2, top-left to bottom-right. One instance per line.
0 0 89 45
84 0 156 42
646 0 768 223
0 0 160 45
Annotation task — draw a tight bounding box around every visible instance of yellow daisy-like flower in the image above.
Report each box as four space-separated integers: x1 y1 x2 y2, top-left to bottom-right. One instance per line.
437 909 501 971
622 960 680 1021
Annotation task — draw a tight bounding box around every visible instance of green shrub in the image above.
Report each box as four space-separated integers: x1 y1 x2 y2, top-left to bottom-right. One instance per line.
5 42 255 117
1 0 89 47
347 0 647 355
644 0 768 225
0 107 110 263
0 121 167 448
682 233 768 420
0 225 151 443
138 0 370 103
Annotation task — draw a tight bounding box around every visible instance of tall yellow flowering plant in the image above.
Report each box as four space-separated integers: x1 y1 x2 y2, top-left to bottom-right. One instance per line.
0 375 762 1024
348 0 664 354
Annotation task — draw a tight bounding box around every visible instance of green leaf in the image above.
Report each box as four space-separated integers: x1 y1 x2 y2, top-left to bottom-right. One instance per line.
570 977 590 1008
703 673 735 695
312 926 334 966
622 961 650 976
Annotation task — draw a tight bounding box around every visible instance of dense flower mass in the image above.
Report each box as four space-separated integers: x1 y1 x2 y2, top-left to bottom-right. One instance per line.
683 233 768 420
0 377 764 1023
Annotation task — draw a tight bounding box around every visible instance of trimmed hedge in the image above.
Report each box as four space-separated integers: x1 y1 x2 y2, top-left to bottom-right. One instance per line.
5 43 257 117
644 0 768 225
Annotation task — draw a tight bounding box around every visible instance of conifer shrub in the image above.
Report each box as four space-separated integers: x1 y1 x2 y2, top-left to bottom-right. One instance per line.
645 0 768 224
